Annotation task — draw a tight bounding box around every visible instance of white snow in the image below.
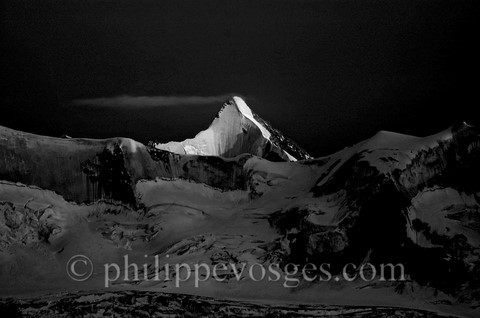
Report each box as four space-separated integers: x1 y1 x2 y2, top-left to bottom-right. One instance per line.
1 122 477 318
154 97 299 161
407 187 480 247
233 96 272 140
233 97 298 161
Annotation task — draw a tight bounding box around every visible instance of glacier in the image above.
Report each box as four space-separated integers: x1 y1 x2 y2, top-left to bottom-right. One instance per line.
0 97 479 317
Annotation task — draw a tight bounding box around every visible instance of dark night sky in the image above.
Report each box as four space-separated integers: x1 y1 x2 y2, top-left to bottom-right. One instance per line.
1 0 479 157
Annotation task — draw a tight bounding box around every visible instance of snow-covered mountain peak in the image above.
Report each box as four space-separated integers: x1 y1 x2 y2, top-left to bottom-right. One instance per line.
1 116 479 316
212 96 272 140
152 97 311 161
230 96 272 140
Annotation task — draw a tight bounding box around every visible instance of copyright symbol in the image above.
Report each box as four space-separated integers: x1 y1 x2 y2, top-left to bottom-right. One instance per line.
66 255 93 282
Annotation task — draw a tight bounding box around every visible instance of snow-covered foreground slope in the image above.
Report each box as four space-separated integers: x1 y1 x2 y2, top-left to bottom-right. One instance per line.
0 99 479 317
0 176 472 317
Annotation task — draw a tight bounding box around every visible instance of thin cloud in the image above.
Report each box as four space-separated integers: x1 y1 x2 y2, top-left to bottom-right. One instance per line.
71 94 241 108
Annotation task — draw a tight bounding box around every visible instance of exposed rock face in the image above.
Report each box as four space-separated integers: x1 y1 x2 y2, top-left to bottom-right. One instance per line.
81 143 137 205
0 290 455 318
0 100 479 314
0 126 252 204
153 97 312 161
395 122 480 196
0 97 310 204
1 129 106 202
270 122 480 298
0 198 61 250
146 147 250 191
